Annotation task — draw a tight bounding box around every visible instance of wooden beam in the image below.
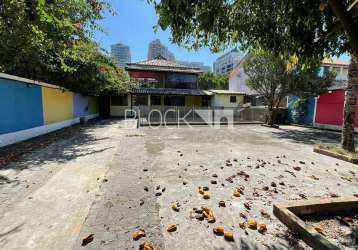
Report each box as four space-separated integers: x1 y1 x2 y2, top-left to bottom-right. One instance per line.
273 197 358 250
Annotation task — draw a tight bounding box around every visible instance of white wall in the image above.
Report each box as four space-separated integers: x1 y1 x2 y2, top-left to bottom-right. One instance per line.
0 114 98 147
229 67 251 94
211 94 244 108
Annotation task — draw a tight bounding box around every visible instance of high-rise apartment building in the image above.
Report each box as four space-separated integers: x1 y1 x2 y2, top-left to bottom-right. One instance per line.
176 61 212 72
111 43 131 68
147 39 175 61
213 48 243 75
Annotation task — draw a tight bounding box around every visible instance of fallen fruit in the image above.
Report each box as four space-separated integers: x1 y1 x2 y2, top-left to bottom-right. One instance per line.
257 224 267 234
202 206 216 223
239 221 246 229
247 218 257 229
224 231 234 241
244 202 251 210
166 224 177 232
233 191 241 197
239 212 247 219
218 201 226 207
213 226 225 235
139 241 154 250
260 209 270 219
293 166 301 171
171 202 180 212
81 234 94 246
203 192 211 199
132 230 146 240
195 214 204 221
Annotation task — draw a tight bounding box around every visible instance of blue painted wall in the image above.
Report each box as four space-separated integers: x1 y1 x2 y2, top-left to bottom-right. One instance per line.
287 96 316 124
0 78 44 134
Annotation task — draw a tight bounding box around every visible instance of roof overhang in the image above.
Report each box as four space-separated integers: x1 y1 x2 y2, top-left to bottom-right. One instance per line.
130 88 212 96
125 65 203 74
209 89 245 95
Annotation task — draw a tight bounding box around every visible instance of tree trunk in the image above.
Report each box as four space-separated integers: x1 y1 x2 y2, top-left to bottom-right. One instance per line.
267 106 274 126
341 56 358 152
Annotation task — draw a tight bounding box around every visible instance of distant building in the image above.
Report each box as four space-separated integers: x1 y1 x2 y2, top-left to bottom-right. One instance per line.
213 48 243 75
321 58 349 81
111 43 131 68
176 60 211 72
147 39 175 61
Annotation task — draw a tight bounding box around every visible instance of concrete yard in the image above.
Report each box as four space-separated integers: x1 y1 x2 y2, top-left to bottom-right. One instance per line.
0 120 358 250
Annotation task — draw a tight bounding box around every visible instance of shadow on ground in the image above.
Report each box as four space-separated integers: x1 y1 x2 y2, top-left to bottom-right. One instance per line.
271 127 358 145
0 119 119 171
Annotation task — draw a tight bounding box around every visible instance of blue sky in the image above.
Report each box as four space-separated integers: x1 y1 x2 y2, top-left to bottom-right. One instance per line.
95 0 350 66
94 0 232 67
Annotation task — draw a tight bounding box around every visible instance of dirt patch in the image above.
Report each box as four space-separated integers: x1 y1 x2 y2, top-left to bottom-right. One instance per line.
302 211 358 249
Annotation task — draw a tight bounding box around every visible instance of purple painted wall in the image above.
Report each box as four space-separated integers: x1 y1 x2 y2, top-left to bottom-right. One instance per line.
73 94 89 118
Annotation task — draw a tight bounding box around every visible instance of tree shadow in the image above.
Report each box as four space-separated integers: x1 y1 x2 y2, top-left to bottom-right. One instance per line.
0 175 20 186
0 119 116 171
233 234 306 250
271 127 358 145
0 223 24 245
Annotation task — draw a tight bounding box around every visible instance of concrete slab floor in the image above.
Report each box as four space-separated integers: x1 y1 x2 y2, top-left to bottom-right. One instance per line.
1 122 358 250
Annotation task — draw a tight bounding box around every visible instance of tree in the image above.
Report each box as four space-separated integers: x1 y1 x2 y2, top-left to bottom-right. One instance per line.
244 49 334 125
0 0 128 94
149 0 358 151
198 72 228 90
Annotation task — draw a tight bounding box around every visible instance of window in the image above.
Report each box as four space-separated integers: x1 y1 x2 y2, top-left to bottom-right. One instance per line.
202 96 211 106
230 96 237 103
150 95 162 105
133 95 148 106
111 95 128 106
166 74 198 89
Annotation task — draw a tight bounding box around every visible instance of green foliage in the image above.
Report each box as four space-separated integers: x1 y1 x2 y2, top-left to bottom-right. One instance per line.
0 0 127 94
198 72 228 90
244 49 334 109
148 0 355 60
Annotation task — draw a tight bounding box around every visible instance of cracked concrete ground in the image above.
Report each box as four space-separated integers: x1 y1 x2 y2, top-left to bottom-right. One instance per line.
1 121 358 250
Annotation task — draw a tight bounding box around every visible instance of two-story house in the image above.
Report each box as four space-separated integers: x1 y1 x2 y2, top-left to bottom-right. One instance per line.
110 59 244 117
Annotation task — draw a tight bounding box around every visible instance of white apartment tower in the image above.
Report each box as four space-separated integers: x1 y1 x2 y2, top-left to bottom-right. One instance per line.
111 43 131 68
213 48 243 75
147 39 175 61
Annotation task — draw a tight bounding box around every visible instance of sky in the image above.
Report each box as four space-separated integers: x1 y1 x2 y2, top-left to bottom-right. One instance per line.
94 0 350 66
94 0 233 67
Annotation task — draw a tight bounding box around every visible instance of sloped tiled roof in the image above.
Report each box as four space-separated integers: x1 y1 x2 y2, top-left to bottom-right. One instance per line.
322 58 350 66
126 59 203 74
131 87 212 96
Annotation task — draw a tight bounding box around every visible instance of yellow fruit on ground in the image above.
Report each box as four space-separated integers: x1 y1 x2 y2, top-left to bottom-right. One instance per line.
213 226 225 235
166 224 177 232
247 218 257 229
139 241 154 250
132 230 146 240
257 223 267 233
224 231 234 241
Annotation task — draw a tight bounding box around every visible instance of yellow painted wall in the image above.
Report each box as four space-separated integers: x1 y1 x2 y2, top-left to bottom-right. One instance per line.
211 94 244 108
185 96 202 107
42 87 74 124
